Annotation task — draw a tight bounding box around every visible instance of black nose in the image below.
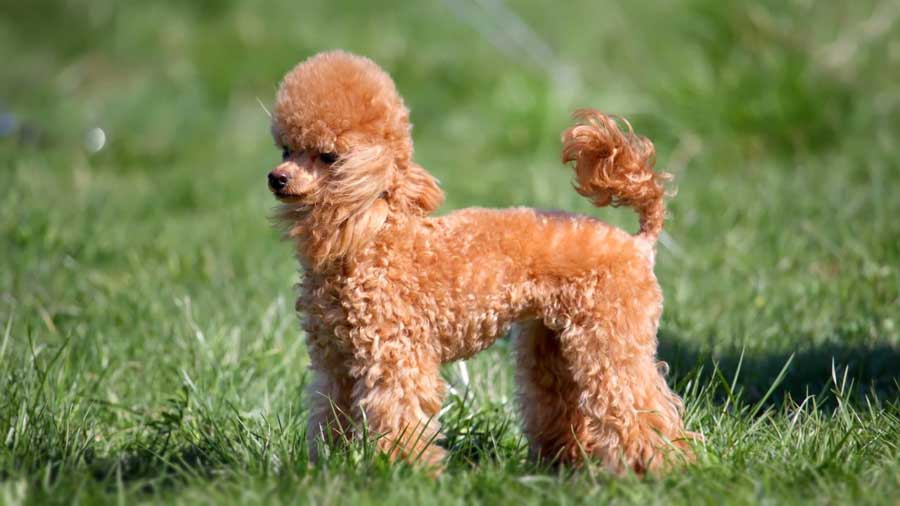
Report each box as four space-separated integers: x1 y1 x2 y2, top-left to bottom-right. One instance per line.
268 171 289 191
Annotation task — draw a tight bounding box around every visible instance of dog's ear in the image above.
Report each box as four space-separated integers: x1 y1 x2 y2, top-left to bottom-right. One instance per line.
325 145 393 214
392 162 444 215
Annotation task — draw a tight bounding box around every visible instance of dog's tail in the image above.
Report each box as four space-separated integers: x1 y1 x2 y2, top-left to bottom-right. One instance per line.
561 109 671 243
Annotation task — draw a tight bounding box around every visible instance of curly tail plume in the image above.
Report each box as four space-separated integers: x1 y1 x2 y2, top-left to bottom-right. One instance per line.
562 109 671 242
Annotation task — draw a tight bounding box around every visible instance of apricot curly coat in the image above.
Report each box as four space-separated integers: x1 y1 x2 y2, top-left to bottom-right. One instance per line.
268 50 695 474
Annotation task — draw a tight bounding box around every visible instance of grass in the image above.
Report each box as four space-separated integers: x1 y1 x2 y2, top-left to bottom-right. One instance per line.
1 0 898 504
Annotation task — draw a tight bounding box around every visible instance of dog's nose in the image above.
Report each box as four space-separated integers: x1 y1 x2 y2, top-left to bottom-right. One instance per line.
268 170 289 191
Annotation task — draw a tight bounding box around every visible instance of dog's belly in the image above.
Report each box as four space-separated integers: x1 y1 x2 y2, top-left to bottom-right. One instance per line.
427 274 539 363
436 307 521 362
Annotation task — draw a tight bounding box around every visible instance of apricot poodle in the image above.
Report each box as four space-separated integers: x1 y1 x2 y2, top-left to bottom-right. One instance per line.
267 50 695 474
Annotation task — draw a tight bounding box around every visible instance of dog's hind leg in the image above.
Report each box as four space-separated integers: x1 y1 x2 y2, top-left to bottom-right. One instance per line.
514 320 594 465
549 279 695 474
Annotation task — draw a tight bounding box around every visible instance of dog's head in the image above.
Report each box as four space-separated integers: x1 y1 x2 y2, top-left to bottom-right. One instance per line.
268 51 443 267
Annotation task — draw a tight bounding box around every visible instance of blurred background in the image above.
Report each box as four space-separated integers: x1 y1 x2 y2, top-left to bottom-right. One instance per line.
3 0 899 404
0 0 898 500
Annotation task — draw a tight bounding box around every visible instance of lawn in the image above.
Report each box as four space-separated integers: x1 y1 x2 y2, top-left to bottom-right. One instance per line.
1 0 898 504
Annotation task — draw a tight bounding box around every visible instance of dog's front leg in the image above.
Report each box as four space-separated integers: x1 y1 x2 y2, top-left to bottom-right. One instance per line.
305 333 355 463
348 330 447 472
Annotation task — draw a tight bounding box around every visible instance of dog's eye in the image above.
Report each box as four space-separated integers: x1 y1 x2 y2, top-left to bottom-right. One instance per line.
281 147 291 161
319 152 338 164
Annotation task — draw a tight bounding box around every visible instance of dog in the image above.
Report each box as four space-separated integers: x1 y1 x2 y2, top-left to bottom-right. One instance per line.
267 50 695 474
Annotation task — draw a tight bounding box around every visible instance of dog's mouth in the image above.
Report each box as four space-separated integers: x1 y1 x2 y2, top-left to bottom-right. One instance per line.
270 188 306 204
273 195 316 218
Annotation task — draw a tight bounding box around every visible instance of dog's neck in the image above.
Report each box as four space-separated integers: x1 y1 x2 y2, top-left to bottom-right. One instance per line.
283 200 414 272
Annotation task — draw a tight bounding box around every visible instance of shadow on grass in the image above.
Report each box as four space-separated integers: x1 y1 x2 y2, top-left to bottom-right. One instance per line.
658 329 899 405
85 444 221 495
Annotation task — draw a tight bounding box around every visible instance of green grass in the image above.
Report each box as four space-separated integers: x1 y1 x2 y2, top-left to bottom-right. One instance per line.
1 0 898 504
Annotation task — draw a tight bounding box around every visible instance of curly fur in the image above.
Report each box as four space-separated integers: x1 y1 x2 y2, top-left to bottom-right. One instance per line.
267 50 696 474
562 110 671 241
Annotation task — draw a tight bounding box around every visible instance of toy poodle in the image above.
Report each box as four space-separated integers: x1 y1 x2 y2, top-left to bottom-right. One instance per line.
267 50 695 474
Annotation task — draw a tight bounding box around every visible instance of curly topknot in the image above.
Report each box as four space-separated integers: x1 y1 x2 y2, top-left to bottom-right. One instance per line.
273 50 413 164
